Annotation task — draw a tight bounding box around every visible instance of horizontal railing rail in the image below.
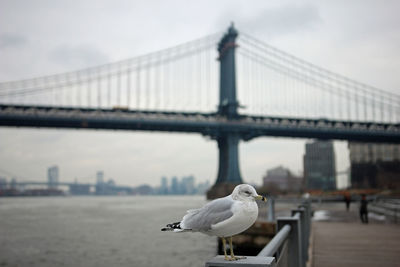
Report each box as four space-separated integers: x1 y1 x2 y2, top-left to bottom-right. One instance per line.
258 224 291 257
370 198 400 223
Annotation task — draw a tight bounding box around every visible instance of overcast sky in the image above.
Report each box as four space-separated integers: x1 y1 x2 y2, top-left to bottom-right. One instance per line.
0 0 399 188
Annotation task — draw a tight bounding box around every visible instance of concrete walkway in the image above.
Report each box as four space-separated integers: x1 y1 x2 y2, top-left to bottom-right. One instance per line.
311 207 400 267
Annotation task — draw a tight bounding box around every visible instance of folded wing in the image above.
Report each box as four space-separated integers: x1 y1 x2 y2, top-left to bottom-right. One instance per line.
180 196 235 231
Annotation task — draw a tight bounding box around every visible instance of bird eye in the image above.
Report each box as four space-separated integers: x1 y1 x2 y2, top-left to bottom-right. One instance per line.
244 191 251 195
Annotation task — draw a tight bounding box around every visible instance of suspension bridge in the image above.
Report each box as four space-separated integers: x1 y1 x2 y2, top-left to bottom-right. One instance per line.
0 24 399 191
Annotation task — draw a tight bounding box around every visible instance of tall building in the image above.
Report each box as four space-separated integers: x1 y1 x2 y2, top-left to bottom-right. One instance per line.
304 140 336 190
181 176 195 195
263 166 303 192
170 176 179 195
349 143 400 163
95 171 107 195
160 176 168 195
47 165 59 189
349 142 400 189
96 171 104 185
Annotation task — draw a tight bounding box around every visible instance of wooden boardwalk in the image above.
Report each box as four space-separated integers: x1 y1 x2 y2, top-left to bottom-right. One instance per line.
311 212 400 267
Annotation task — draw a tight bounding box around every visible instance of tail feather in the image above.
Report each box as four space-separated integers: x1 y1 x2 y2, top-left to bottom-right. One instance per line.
161 222 181 231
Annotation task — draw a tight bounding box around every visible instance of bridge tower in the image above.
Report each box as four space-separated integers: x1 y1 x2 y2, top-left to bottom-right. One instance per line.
208 24 243 198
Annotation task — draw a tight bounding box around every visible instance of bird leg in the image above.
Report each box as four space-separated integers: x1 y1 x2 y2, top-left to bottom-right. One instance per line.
228 236 246 260
221 237 230 261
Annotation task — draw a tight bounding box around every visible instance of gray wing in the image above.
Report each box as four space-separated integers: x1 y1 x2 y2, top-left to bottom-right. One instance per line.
181 196 234 231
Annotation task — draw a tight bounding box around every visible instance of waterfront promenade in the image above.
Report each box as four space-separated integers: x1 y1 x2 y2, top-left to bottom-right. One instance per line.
311 205 400 267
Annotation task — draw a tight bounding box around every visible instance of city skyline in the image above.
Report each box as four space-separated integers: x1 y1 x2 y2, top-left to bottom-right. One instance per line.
0 170 211 196
1 1 399 188
0 165 208 189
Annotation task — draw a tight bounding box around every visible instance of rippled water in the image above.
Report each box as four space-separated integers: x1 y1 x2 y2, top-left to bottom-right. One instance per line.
0 196 216 267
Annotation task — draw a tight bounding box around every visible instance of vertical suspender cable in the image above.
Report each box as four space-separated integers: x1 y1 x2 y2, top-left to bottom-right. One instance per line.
388 97 396 122
117 64 121 106
380 94 385 122
68 73 72 107
164 55 169 110
107 65 111 108
336 74 342 120
346 85 351 121
145 59 150 109
177 52 182 111
330 78 334 120
127 68 131 109
303 69 308 118
87 69 91 107
54 75 60 106
355 89 359 121
363 87 368 121
206 46 210 111
30 78 37 106
97 68 101 108
155 61 159 110
136 60 141 110
372 91 376 121
77 72 81 107
249 51 254 114
198 46 202 111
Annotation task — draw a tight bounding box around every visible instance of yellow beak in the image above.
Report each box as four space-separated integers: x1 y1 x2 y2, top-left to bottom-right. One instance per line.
254 195 267 202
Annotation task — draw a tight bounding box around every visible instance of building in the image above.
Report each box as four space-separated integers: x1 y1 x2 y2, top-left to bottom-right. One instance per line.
160 176 168 195
349 143 400 163
304 140 336 190
157 176 209 195
170 176 179 195
95 171 107 195
180 175 195 195
349 142 400 189
96 171 104 185
47 165 59 189
262 166 303 193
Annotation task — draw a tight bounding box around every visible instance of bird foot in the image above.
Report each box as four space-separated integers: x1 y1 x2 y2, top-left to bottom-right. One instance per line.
224 255 246 261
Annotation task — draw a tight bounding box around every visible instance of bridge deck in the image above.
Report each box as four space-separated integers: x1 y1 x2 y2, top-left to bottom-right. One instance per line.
1 104 399 143
311 210 400 267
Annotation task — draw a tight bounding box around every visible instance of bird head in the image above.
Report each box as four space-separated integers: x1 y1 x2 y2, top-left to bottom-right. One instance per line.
232 184 267 202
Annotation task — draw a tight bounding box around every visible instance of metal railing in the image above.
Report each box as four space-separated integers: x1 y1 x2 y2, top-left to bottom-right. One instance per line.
370 198 400 223
206 200 312 267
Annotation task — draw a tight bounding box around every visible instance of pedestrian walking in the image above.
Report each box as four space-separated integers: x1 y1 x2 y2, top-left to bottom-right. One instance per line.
359 194 368 224
344 192 351 211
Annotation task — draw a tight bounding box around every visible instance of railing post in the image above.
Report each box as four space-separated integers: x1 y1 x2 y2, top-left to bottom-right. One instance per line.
300 200 312 261
267 197 275 222
291 208 306 267
277 214 302 267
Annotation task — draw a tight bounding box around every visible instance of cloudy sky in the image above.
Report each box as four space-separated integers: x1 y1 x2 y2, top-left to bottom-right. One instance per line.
0 0 399 188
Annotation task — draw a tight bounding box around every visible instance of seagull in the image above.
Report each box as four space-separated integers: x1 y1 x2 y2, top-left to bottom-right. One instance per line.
161 184 267 261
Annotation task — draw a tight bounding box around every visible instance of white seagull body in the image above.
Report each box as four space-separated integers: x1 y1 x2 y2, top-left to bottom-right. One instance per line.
162 184 267 261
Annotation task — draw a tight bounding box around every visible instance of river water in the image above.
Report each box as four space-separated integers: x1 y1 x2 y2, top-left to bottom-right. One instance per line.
0 196 216 267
